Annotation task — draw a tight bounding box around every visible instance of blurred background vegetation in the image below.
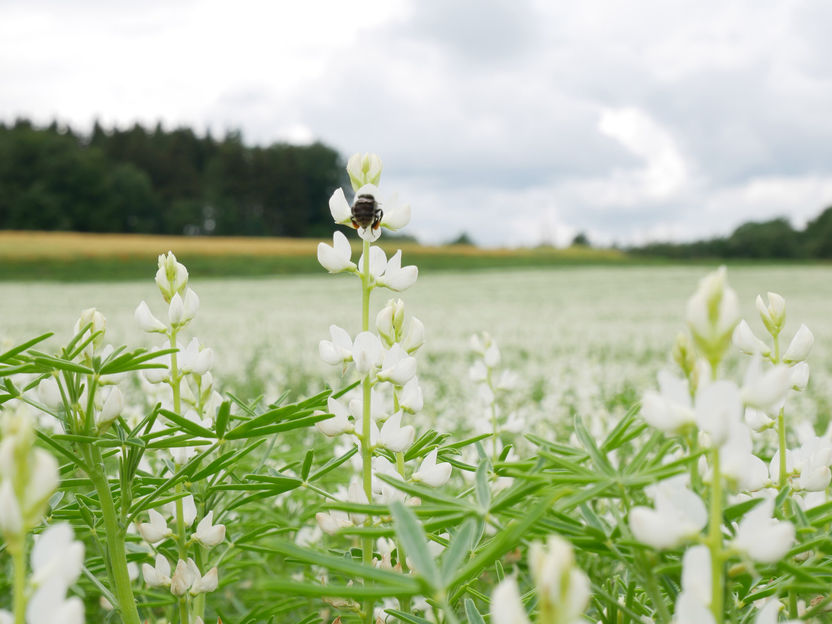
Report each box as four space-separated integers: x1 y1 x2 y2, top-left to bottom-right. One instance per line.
2 118 832 263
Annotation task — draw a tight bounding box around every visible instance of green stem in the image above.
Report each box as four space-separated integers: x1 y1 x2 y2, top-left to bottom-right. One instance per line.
168 327 190 624
360 236 374 624
777 408 788 490
708 448 724 624
11 540 26 624
89 454 141 624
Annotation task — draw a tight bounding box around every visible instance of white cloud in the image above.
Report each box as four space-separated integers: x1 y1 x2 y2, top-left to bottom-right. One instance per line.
1 0 832 246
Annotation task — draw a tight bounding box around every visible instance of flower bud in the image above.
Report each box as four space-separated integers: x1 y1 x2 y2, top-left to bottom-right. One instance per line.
74 308 106 353
168 293 185 326
756 292 786 337
182 288 200 323
402 317 424 354
155 251 188 302
686 267 740 367
347 153 383 191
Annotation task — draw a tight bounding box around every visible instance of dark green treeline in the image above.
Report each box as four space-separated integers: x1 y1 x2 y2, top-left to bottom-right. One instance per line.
0 119 346 237
631 210 832 259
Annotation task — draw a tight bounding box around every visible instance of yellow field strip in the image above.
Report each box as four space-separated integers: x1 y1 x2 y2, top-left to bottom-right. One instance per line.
0 230 624 261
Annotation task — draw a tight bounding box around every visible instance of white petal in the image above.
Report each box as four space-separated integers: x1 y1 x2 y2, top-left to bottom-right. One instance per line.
329 188 352 224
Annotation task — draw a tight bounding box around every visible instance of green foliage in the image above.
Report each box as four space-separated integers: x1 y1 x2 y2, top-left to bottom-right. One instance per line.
0 119 344 237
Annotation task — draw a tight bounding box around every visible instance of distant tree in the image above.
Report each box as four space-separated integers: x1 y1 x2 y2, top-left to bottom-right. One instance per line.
803 206 832 258
723 218 799 258
571 232 590 247
447 232 475 246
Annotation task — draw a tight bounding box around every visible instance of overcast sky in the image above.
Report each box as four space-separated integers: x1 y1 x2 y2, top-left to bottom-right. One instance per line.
2 0 832 246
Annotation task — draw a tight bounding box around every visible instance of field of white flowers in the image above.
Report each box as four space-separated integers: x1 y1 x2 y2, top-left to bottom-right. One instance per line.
2 153 832 624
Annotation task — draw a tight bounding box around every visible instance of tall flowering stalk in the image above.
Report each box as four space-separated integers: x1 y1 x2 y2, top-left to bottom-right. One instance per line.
317 153 449 621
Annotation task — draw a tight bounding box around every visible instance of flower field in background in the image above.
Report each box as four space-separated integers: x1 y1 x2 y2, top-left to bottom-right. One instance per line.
2 152 832 624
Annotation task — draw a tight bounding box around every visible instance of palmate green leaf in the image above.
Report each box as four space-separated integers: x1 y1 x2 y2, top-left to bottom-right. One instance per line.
189 439 265 481
224 412 331 439
215 400 232 439
475 461 490 511
98 347 175 375
391 501 441 590
464 598 487 624
600 403 645 452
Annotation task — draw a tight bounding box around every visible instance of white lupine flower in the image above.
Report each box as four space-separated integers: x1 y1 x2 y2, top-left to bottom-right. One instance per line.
629 475 706 549
143 349 171 384
142 554 172 587
168 293 185 326
0 480 22 536
372 456 406 503
379 411 415 452
179 338 214 375
348 388 388 424
379 193 411 231
685 267 740 360
732 498 795 563
22 449 59 527
756 292 786 336
399 378 424 413
190 566 219 595
792 427 832 491
695 380 742 448
97 386 124 428
791 362 809 391
182 288 199 323
401 316 425 353
155 251 188 301
30 523 84 588
496 370 519 391
73 307 106 344
378 344 417 385
741 357 793 412
530 536 590 623
469 360 488 383
675 592 716 624
315 396 354 437
352 331 383 374
135 300 167 333
358 245 388 278
317 231 356 274
319 325 353 366
783 324 813 363
37 377 62 410
745 407 773 432
316 509 352 535
681 545 711 606
26 590 84 624
754 600 801 624
163 494 197 527
733 320 771 356
170 559 196 596
136 509 172 544
640 371 694 434
377 250 418 292
194 511 226 547
328 188 353 225
720 420 768 491
490 576 531 624
413 449 452 487
347 476 369 524
376 537 395 569
346 153 383 190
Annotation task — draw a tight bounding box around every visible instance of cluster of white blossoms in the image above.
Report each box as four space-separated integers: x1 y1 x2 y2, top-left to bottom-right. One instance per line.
632 267 814 622
136 252 222 464
314 154 451 554
491 535 590 624
468 332 521 441
0 412 85 624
